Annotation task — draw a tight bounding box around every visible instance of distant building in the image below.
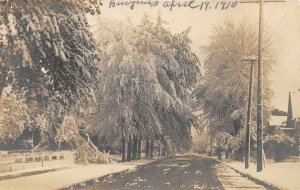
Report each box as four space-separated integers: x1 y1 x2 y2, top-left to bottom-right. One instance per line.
269 92 300 155
286 92 295 128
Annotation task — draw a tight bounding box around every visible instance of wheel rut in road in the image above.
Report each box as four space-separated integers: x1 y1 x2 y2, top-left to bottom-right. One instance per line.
79 156 223 190
76 155 268 190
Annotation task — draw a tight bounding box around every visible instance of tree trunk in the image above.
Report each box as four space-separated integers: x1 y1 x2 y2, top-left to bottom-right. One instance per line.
84 132 100 152
137 139 141 160
31 132 34 150
122 131 126 162
210 136 213 157
218 152 222 160
145 137 150 158
127 135 132 162
158 143 161 158
42 130 56 151
225 149 230 159
150 139 154 158
58 141 61 150
50 123 58 151
217 147 222 160
33 140 43 151
132 135 137 160
162 146 166 156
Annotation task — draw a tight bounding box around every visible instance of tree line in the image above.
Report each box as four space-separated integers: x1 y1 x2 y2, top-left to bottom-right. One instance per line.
0 0 290 163
192 19 293 161
0 1 200 162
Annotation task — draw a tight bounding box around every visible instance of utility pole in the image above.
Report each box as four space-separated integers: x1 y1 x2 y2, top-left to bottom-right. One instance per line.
256 0 264 172
242 57 257 169
240 0 285 172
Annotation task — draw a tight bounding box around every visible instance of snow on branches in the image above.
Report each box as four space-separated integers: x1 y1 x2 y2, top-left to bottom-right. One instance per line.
0 0 100 107
1 0 102 15
193 19 276 151
91 16 200 150
0 85 29 144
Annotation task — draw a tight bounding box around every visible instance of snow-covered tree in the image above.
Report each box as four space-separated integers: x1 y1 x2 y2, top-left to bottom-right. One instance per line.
134 16 200 149
57 107 115 164
91 16 200 153
193 19 276 157
57 115 80 148
0 85 29 145
0 0 102 148
0 0 100 108
32 100 65 150
264 125 294 162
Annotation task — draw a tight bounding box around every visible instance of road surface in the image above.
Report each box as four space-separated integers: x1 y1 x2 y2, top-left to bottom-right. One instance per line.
75 155 267 190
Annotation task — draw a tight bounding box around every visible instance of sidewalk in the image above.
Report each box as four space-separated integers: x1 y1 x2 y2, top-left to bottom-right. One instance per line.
214 157 300 190
0 159 158 190
226 161 300 190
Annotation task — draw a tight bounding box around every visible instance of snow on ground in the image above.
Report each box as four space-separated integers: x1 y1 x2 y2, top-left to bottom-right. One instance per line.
214 163 266 190
0 163 76 178
0 159 76 175
194 154 300 190
226 161 300 190
0 159 158 190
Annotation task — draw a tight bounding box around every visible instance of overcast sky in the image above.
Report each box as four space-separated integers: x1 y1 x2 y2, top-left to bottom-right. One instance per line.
90 0 300 117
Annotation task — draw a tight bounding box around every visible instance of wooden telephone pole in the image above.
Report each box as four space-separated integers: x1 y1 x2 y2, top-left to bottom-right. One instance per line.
242 57 257 169
256 0 264 172
240 0 285 172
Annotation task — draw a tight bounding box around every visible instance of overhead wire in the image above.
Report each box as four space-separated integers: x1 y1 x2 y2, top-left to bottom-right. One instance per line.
272 53 300 88
263 1 300 89
265 2 278 26
269 0 297 42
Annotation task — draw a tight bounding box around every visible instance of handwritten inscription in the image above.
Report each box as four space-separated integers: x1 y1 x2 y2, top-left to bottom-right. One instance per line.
109 0 238 11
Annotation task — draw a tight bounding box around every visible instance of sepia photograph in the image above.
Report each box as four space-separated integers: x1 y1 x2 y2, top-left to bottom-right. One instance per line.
0 0 299 189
